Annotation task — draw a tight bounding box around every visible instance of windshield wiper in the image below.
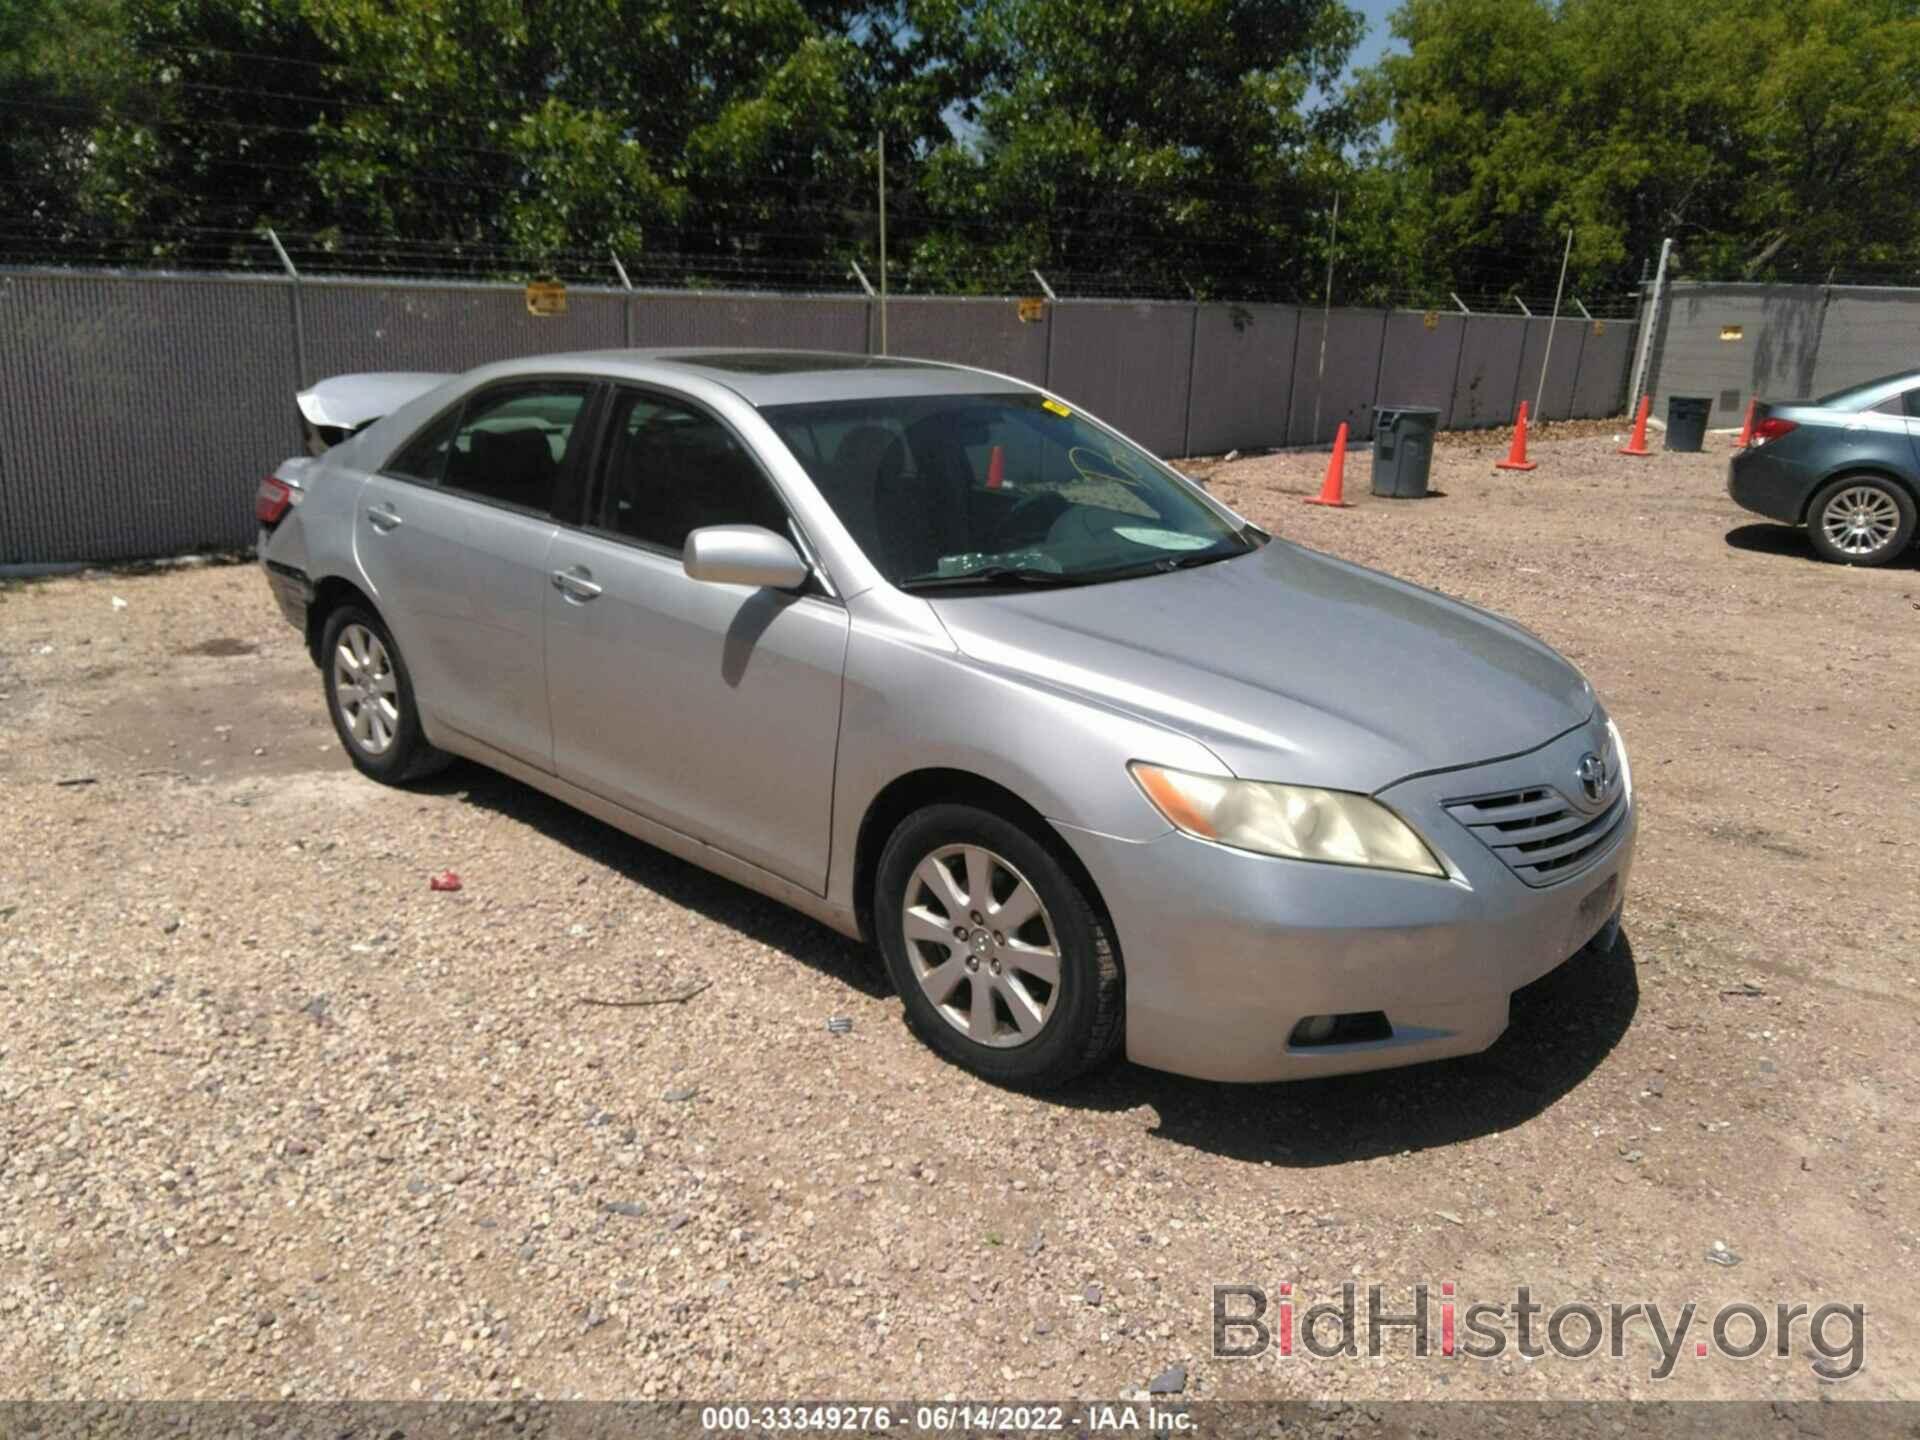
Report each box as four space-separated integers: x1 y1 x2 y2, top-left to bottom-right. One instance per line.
897 564 1088 591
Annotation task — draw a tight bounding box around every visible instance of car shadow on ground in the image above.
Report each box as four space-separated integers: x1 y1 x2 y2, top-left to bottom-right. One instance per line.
1724 521 1920 570
424 763 1637 1161
428 764 887 1000
1055 934 1641 1166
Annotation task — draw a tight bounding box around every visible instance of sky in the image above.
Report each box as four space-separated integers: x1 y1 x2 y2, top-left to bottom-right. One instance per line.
1309 0 1406 109
1348 0 1406 74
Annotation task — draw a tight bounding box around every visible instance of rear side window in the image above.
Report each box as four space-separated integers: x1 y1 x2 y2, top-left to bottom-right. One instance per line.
442 383 590 513
595 390 789 551
386 407 460 482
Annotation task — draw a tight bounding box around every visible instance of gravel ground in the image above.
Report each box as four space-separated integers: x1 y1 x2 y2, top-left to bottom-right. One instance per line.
2 430 1917 1403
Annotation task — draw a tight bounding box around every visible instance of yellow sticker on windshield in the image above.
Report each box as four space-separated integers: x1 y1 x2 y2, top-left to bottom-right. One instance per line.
1041 399 1071 418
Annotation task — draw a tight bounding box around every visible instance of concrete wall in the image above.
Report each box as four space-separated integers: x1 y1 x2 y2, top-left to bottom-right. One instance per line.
0 269 1643 565
1809 288 1920 398
1046 301 1197 458
1288 309 1387 445
1568 320 1635 418
1449 316 1529 430
882 297 1049 386
1642 280 1920 425
1184 303 1299 456
1375 311 1465 426
0 272 300 563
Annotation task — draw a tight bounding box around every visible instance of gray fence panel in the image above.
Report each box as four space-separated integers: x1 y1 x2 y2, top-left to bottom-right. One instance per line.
0 274 298 564
1809 287 1920 398
303 283 625 376
1516 317 1586 422
1287 308 1387 445
1568 320 1636 418
1374 311 1466 425
1448 315 1527 429
1184 303 1299 455
1650 283 1827 423
882 298 1048 384
628 294 870 353
1047 302 1195 457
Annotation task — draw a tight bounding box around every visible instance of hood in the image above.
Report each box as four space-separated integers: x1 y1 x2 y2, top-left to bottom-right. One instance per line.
927 540 1594 792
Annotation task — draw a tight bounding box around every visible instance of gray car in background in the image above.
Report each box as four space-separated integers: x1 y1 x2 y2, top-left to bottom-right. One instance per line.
256 349 1634 1089
1728 367 1920 565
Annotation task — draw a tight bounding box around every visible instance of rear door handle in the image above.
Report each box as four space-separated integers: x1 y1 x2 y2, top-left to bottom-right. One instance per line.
551 566 602 602
366 504 403 533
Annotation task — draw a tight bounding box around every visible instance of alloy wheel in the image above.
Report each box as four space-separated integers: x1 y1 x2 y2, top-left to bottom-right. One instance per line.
332 623 401 756
1821 485 1901 557
901 844 1061 1048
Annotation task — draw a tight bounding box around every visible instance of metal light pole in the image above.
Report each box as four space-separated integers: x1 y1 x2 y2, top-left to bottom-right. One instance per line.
877 131 888 356
1312 192 1339 441
1534 227 1574 422
1627 236 1672 410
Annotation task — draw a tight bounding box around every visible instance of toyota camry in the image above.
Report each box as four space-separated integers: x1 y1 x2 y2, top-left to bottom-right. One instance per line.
256 349 1634 1089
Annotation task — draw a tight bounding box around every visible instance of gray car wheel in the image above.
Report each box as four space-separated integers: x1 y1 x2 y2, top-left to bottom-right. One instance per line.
875 803 1122 1089
320 603 451 784
1807 476 1916 567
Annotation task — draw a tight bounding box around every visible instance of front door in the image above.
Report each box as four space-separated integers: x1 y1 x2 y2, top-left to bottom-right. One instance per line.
544 387 849 893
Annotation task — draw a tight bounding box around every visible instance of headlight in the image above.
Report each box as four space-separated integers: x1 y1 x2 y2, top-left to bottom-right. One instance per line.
1606 716 1633 801
1129 762 1447 877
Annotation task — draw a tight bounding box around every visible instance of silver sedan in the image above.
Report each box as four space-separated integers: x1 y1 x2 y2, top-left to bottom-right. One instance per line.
257 349 1634 1088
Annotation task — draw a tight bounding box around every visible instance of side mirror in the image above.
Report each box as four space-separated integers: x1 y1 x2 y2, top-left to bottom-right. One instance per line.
682 525 811 591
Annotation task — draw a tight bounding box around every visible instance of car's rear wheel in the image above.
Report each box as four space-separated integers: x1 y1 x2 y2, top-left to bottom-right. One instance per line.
320 603 451 784
875 803 1122 1089
1807 476 1916 567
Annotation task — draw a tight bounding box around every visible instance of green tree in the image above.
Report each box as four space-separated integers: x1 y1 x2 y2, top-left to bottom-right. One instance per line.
901 0 1366 296
1357 0 1920 302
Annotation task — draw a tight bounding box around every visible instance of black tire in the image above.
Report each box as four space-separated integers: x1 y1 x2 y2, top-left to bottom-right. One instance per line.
319 603 452 785
875 803 1123 1090
1806 475 1917 567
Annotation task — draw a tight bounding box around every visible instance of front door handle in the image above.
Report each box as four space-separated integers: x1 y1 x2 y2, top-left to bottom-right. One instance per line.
366 504 403 533
551 566 602 602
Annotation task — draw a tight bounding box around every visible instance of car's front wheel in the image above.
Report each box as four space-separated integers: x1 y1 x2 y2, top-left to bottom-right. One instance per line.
320 603 451 784
875 803 1123 1089
1807 476 1916 567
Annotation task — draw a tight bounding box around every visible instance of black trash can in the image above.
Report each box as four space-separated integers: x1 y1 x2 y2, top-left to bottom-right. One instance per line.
1665 395 1711 452
1371 406 1441 498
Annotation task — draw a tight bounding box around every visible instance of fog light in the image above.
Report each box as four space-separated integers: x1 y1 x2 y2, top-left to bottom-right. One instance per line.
1288 1011 1393 1048
1290 1015 1337 1045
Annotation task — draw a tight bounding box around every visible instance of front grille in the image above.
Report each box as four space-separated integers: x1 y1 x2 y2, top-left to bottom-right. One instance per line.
1443 783 1628 887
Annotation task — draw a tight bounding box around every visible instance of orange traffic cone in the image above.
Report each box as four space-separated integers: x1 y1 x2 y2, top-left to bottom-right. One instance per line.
1733 397 1756 448
1495 400 1538 471
1303 422 1353 507
1619 395 1652 456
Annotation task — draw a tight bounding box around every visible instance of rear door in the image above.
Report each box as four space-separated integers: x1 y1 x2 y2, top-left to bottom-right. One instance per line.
355 379 595 772
544 385 849 892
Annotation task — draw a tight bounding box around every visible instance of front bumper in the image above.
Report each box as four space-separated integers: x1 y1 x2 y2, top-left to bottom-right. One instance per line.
1057 722 1636 1082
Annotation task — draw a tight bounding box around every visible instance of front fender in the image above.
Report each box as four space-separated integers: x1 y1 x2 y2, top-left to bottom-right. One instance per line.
825 590 1224 918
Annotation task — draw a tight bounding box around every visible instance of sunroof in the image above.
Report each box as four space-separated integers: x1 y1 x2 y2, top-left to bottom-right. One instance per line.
662 351 932 375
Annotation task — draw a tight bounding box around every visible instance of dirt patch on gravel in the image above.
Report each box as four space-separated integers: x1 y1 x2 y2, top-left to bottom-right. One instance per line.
2 435 1917 1402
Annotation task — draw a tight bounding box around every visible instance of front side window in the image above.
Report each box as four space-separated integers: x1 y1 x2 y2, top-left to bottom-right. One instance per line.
439 383 589 512
595 390 789 550
762 393 1254 590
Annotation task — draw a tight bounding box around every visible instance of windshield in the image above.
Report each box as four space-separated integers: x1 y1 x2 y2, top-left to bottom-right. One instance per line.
761 392 1257 589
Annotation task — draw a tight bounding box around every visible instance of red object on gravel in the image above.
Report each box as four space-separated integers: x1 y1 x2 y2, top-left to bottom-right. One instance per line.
429 871 462 892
